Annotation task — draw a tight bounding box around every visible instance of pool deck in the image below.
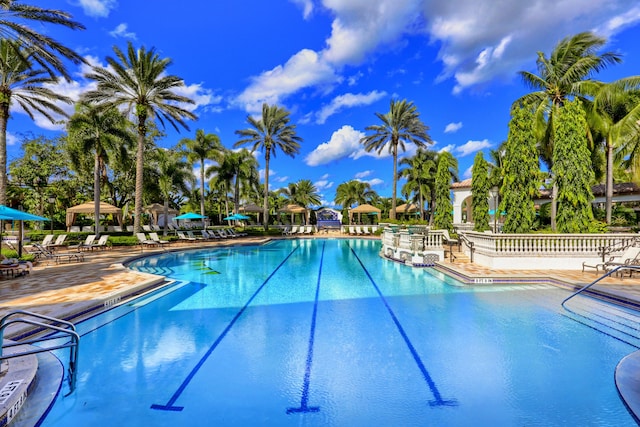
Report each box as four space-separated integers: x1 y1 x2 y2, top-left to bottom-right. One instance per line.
3 233 640 424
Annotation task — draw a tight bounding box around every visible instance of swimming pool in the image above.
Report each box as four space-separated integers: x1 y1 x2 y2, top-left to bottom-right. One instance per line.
34 238 638 426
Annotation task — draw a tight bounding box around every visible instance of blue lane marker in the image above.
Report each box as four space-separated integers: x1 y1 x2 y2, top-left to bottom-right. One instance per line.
287 241 325 414
151 246 300 411
349 244 457 407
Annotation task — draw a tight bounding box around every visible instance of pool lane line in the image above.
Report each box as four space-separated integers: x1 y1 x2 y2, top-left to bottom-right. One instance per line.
151 245 301 412
287 240 325 415
348 244 457 407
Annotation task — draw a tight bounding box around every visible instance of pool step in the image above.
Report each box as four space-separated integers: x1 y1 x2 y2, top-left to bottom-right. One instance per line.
562 296 640 348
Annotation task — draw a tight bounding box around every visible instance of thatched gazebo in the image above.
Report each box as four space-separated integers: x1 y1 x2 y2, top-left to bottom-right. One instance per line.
349 204 381 224
66 202 123 230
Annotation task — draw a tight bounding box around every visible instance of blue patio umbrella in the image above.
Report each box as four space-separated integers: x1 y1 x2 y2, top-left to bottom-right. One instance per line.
223 213 250 221
0 205 49 221
174 212 207 220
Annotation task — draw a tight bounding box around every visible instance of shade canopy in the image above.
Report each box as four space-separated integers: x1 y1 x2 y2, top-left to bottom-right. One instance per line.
0 205 48 221
174 212 207 220
66 201 123 229
224 213 250 221
395 203 419 213
238 203 263 213
349 204 381 214
277 204 307 214
145 203 180 225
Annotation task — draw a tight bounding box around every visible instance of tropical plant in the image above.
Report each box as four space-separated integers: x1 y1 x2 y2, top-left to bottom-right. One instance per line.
360 99 432 220
83 41 197 233
180 129 222 219
153 147 194 234
470 152 490 232
66 103 133 235
501 105 540 233
207 148 259 217
433 151 457 231
0 39 73 204
398 148 436 221
234 103 302 231
515 31 622 230
553 100 595 232
587 77 640 223
279 179 321 208
0 1 85 80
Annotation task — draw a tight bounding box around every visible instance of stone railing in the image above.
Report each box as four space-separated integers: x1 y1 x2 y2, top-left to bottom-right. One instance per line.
461 231 640 270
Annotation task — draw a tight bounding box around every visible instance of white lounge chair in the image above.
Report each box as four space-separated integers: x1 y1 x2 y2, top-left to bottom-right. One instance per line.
177 231 197 242
41 234 54 246
136 233 163 250
69 234 96 251
88 234 109 250
149 232 171 246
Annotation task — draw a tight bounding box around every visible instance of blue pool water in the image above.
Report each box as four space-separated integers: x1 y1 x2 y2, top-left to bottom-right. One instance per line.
37 238 637 426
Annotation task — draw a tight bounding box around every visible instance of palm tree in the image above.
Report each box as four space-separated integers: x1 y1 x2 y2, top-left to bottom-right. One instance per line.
587 78 640 223
335 180 377 223
279 179 321 224
83 41 197 233
360 99 432 220
154 148 194 235
0 1 85 80
207 148 259 218
180 129 222 219
234 103 302 230
0 39 74 204
515 31 622 229
66 103 133 235
398 148 436 220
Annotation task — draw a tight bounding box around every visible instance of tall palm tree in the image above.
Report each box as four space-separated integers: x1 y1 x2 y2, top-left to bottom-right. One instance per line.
207 148 259 218
360 99 432 220
0 39 73 204
587 78 640 223
66 103 133 235
398 148 436 220
180 129 222 219
234 103 302 231
154 148 194 235
279 179 321 224
83 41 197 233
515 31 622 229
0 1 85 80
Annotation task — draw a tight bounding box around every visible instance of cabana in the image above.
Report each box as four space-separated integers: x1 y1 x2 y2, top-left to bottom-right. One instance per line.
145 203 179 226
239 203 264 224
278 204 308 224
349 204 381 224
66 202 123 231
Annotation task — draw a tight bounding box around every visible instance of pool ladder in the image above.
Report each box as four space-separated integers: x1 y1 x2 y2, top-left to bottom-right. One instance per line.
562 265 640 308
0 310 80 394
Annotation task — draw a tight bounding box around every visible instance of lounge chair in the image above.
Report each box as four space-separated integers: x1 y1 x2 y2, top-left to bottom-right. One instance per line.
69 234 96 251
136 233 163 250
40 234 54 247
177 231 197 242
584 246 640 275
142 225 152 232
88 235 110 250
45 234 67 250
303 225 313 234
287 226 299 235
355 226 363 235
281 226 291 235
186 231 204 240
227 228 247 237
149 232 171 246
113 225 123 232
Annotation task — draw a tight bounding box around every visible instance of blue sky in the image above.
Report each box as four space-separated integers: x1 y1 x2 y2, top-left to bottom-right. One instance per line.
8 0 640 207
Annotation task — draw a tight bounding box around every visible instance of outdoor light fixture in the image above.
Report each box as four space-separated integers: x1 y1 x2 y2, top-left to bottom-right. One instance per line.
490 186 499 233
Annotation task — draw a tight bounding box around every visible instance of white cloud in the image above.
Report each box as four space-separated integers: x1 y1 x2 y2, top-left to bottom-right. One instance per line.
315 90 387 124
462 165 473 179
6 132 18 146
75 0 117 18
305 125 366 166
594 5 640 37
454 139 492 157
109 23 136 39
315 179 334 191
444 122 463 133
290 0 314 19
173 83 223 112
355 170 372 179
235 49 338 113
439 144 455 153
357 178 384 186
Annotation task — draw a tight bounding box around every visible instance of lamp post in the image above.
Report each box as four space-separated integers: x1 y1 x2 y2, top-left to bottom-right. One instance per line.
489 186 499 233
48 196 56 233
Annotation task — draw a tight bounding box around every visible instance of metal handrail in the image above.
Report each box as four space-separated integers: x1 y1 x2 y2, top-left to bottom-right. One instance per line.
0 310 80 394
561 265 640 308
458 233 475 263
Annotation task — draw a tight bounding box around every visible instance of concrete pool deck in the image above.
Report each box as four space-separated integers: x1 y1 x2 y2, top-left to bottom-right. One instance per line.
3 233 640 424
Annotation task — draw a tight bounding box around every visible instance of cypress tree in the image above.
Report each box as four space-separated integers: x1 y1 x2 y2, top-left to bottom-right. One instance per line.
471 152 491 231
501 105 540 233
433 153 454 231
552 100 595 233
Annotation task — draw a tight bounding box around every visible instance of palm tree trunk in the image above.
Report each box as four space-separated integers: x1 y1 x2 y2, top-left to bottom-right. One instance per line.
0 103 8 206
551 182 558 232
94 151 101 236
163 198 169 236
391 143 398 220
133 112 147 234
605 138 613 224
264 155 270 231
200 159 206 219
